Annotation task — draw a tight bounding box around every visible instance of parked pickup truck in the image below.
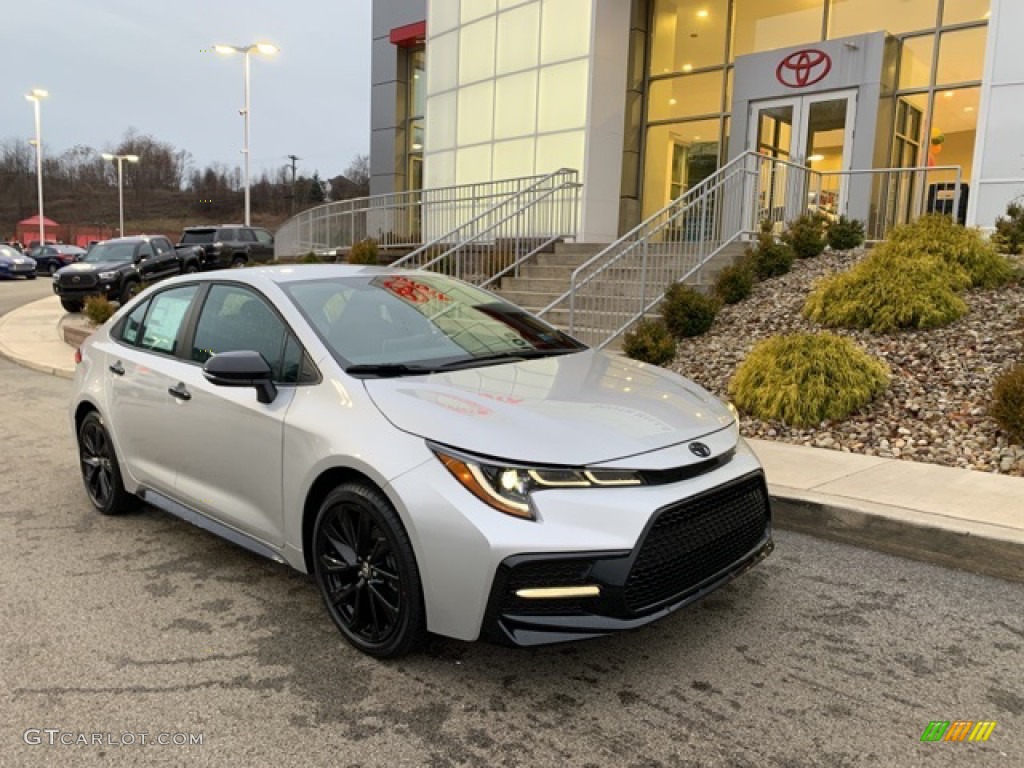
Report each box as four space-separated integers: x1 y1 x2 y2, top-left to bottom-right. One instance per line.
53 235 192 313
177 224 275 270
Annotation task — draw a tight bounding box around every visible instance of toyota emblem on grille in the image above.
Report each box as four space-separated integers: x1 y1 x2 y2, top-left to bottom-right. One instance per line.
776 49 832 88
689 442 712 458
72 276 81 283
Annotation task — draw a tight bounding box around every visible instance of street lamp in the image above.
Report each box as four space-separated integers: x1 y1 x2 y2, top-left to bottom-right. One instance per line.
101 153 140 237
25 88 48 248
215 41 279 226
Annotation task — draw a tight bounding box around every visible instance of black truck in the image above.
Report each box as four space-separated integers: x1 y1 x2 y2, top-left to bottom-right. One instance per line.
176 225 275 270
53 235 198 312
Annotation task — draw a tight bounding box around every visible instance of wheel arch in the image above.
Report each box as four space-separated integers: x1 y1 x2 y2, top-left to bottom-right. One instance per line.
300 466 408 575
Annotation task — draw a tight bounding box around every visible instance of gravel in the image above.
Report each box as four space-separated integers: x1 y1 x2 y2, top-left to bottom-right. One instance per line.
671 249 1024 476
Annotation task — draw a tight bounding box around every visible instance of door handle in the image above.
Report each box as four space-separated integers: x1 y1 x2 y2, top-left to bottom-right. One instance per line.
168 383 192 401
109 361 125 376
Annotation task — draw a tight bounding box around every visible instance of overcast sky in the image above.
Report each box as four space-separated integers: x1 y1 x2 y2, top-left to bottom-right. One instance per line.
2 0 372 179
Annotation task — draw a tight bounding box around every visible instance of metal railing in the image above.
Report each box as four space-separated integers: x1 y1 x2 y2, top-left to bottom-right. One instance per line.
814 165 963 241
273 171 577 260
538 152 962 349
537 152 768 348
390 168 581 286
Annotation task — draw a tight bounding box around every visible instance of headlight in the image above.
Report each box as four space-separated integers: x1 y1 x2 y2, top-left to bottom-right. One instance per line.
97 271 117 281
432 446 643 520
727 401 740 425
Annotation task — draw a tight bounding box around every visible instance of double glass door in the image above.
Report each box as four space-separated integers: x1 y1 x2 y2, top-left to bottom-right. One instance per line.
749 90 857 223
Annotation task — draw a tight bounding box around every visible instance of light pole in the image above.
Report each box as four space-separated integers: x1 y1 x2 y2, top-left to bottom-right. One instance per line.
215 41 278 226
101 153 140 237
25 88 48 247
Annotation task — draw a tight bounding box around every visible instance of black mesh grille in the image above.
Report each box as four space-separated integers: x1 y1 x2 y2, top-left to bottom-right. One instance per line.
60 273 98 289
499 559 598 616
624 474 769 613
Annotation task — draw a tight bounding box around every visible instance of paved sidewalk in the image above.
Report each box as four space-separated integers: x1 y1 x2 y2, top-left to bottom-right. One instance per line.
1 296 1021 581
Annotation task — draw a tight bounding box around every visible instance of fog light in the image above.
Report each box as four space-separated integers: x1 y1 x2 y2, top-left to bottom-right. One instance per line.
514 585 601 599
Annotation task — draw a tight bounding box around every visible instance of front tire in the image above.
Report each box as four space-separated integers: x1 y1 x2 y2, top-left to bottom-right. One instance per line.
77 412 137 515
47 263 58 276
120 280 141 304
183 263 199 274
230 256 247 269
61 298 84 313
26 273 36 280
312 483 426 658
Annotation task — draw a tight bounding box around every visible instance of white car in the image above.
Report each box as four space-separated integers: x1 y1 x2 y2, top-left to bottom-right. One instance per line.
69 266 773 657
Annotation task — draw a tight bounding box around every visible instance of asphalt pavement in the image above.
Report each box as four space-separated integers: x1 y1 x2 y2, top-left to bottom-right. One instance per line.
1 279 1022 767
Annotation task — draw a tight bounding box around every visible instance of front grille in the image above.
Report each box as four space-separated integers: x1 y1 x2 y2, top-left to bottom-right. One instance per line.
61 274 97 289
624 474 769 613
499 558 598 616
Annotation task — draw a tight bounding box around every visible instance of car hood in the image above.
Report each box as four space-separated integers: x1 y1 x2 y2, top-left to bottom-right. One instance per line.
363 350 736 466
57 261 125 275
0 254 34 265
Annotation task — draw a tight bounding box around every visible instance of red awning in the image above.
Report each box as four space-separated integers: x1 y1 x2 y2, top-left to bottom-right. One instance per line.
390 20 426 47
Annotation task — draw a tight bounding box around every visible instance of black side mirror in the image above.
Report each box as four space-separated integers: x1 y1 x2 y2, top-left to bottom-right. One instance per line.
202 350 278 404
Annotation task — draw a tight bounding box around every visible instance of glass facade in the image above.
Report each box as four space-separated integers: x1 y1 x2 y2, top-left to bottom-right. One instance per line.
642 0 990 218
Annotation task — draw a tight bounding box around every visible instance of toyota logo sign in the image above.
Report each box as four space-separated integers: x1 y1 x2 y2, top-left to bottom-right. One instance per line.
689 442 712 459
776 49 832 88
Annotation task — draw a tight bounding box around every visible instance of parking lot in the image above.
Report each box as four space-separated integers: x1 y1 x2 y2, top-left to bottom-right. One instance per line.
1 280 1021 767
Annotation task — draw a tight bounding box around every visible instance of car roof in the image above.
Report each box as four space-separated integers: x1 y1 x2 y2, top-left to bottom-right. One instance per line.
159 264 433 289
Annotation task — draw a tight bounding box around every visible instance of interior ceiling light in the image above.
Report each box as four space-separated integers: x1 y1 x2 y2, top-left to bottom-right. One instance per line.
683 64 694 72
696 9 709 18
944 91 955 98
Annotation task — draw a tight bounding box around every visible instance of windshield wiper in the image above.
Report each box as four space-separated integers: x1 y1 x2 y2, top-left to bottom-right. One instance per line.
345 363 436 378
434 348 581 371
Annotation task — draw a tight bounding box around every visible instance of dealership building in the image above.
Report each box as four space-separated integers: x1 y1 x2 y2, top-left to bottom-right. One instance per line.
370 0 1021 243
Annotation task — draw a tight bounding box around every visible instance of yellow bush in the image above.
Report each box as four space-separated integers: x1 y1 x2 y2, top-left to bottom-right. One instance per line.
803 242 970 332
729 332 890 428
887 215 1013 288
991 365 1024 444
83 295 116 326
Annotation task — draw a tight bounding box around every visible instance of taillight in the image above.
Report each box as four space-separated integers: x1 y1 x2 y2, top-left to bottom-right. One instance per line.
74 348 82 365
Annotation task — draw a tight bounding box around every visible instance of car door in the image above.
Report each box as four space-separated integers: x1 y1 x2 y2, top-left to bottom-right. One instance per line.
105 284 201 495
158 283 297 546
151 238 179 279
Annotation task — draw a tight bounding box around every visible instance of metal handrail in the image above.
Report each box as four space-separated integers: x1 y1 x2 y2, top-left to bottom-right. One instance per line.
538 151 963 349
390 168 581 286
273 171 570 259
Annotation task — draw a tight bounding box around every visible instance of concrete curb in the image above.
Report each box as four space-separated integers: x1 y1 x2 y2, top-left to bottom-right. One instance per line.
0 297 76 380
772 494 1024 583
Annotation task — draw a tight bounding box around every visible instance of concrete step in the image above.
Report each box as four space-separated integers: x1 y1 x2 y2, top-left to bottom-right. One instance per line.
552 241 610 257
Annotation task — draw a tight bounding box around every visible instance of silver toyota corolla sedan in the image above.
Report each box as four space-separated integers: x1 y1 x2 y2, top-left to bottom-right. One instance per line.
69 266 773 657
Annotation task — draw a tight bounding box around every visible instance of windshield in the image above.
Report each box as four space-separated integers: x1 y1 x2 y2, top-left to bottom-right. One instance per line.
81 241 136 263
284 274 585 373
180 230 216 244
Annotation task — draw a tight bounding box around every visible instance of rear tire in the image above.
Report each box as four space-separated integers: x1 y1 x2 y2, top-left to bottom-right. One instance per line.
312 483 426 658
61 299 84 313
77 412 137 516
47 263 58 276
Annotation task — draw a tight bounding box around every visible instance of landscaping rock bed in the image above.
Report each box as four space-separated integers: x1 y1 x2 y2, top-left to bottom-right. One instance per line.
671 249 1024 476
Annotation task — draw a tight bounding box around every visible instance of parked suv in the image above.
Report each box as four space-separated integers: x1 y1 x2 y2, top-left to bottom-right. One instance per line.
177 225 275 270
53 235 181 312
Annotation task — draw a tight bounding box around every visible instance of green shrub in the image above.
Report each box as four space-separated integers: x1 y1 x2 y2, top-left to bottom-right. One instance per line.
348 238 379 265
991 365 1024 444
826 216 866 251
994 200 1024 255
622 319 677 366
299 251 322 264
747 227 795 280
729 332 890 428
803 243 970 332
783 213 827 259
714 262 755 304
84 295 116 326
660 283 720 338
887 214 1013 288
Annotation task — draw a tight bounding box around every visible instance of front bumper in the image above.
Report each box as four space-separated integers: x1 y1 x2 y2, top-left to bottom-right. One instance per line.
481 471 773 646
1 263 36 277
53 281 119 300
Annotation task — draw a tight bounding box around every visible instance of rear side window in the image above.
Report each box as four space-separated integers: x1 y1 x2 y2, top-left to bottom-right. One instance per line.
181 230 215 245
138 285 198 354
253 229 273 245
238 229 256 243
152 238 172 255
119 300 149 346
217 229 239 241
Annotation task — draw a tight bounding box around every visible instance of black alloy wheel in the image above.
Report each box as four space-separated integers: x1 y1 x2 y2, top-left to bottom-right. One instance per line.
312 484 426 657
77 412 136 515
